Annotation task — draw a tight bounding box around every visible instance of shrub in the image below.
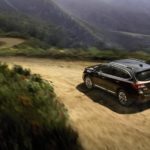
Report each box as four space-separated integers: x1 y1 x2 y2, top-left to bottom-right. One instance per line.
13 65 31 76
0 64 82 150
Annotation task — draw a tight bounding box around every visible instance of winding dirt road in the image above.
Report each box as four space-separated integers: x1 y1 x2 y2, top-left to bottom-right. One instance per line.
0 37 24 48
0 57 150 150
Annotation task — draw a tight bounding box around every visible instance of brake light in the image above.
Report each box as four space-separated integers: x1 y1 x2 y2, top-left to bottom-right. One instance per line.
132 83 145 90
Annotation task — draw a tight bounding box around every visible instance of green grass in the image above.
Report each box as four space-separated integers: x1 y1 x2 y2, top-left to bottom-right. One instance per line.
0 42 150 62
0 63 82 150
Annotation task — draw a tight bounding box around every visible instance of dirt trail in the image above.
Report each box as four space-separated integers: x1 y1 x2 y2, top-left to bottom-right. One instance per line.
0 37 25 48
0 57 150 150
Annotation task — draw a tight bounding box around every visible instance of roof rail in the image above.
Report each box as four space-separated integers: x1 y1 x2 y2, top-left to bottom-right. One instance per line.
109 62 127 68
109 62 134 70
128 58 145 63
126 66 133 70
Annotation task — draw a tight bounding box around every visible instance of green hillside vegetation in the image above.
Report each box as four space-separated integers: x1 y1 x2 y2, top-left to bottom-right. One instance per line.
0 12 103 49
0 0 102 49
0 1 149 61
0 0 150 50
0 63 82 150
0 12 70 49
55 0 150 50
0 41 150 62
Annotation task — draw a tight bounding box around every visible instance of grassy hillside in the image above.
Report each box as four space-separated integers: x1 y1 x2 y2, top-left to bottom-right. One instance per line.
0 0 103 49
55 0 150 50
56 0 150 34
0 63 82 150
0 40 149 62
1 0 150 50
0 12 71 49
0 0 150 50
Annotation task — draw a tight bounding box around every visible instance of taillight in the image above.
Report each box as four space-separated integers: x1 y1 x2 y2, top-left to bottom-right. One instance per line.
132 83 146 90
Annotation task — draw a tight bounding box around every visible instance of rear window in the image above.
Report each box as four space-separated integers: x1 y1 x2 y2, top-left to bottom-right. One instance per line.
136 70 150 81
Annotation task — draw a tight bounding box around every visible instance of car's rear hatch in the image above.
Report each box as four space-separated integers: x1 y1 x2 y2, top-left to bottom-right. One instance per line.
144 82 150 96
135 69 150 96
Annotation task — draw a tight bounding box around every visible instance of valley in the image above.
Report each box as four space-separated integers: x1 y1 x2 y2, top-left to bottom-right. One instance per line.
0 0 150 50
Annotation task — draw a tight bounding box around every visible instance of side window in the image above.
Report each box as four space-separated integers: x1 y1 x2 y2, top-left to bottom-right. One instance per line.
101 66 114 75
100 66 131 79
95 65 103 72
113 68 131 79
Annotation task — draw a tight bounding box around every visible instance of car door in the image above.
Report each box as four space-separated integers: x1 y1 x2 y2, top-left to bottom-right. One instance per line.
92 65 113 89
98 66 117 93
103 67 132 93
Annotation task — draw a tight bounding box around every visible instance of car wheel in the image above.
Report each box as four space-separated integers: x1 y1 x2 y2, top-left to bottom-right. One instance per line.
85 76 93 89
117 90 131 106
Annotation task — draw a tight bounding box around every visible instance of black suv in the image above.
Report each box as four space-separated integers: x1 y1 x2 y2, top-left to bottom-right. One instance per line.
83 59 150 106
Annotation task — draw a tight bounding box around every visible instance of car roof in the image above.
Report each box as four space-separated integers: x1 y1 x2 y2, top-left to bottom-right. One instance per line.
110 59 150 73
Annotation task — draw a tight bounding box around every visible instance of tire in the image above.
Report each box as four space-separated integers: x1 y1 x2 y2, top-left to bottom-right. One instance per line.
84 76 93 89
117 89 131 106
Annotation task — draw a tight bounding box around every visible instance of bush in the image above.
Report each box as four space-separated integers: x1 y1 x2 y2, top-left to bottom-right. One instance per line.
0 63 82 150
13 65 31 76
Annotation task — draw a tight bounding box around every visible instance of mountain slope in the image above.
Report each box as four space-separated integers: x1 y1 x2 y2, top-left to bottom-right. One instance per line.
55 0 150 34
0 0 104 48
55 0 150 51
1 0 150 50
